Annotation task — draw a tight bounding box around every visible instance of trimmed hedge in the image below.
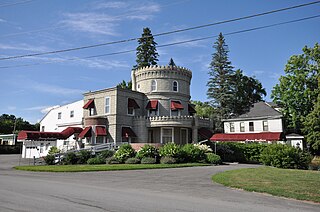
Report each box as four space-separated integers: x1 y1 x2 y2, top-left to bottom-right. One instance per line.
260 144 312 169
0 145 21 154
125 157 141 164
141 157 157 164
205 153 221 165
181 144 206 163
87 157 105 165
160 156 176 164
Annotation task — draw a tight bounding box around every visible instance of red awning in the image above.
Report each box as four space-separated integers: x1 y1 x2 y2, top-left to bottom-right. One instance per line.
188 104 196 114
60 127 83 139
171 101 184 110
96 126 107 136
210 132 282 142
198 128 213 139
17 127 83 141
83 99 94 109
146 100 158 110
79 126 92 138
128 98 140 109
122 127 137 138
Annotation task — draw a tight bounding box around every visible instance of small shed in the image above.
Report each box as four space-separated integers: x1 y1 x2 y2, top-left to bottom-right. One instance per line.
286 133 304 150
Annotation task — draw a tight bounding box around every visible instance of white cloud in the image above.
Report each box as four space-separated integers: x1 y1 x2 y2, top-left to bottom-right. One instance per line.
7 106 16 111
94 1 127 9
163 35 207 48
61 2 161 35
61 13 119 36
0 18 7 23
0 43 50 52
29 82 84 96
41 105 60 114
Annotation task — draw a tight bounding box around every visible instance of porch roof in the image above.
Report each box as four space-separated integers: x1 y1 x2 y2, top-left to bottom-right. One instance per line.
79 126 92 138
171 101 183 110
146 100 158 110
83 99 94 109
96 126 107 136
128 98 140 109
210 132 282 142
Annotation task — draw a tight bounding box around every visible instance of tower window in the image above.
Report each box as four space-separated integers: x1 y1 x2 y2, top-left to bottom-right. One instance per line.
173 81 178 92
151 80 157 91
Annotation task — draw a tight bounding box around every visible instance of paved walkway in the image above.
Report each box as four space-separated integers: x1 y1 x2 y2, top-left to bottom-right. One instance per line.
0 154 319 212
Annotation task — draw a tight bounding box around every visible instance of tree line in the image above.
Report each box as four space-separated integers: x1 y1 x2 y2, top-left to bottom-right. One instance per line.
0 114 39 134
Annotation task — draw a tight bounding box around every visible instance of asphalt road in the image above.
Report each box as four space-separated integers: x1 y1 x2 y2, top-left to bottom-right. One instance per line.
0 154 319 212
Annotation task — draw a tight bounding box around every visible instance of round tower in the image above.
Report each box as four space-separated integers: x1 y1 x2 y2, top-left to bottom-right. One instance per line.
132 65 192 116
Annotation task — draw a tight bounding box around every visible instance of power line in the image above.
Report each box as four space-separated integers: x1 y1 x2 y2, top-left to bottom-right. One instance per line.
1 14 319 69
0 0 319 61
0 0 34 8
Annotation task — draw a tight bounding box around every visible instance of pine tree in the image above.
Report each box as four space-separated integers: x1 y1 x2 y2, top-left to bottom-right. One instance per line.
134 27 159 69
207 33 234 121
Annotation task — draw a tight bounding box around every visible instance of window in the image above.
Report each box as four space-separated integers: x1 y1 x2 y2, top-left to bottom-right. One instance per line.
162 128 173 144
58 112 62 119
173 81 178 92
263 120 268 131
89 108 95 116
96 137 104 144
249 122 254 131
137 84 140 91
151 80 157 91
128 107 134 115
230 122 235 132
240 122 245 132
171 110 180 116
148 109 158 117
70 110 74 118
41 126 45 132
105 97 110 114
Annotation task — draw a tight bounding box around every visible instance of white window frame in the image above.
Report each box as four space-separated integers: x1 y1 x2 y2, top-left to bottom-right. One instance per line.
161 127 174 144
70 110 74 118
249 122 254 132
58 112 62 119
230 122 235 132
180 128 188 144
41 126 45 132
263 120 268 131
89 107 95 116
240 122 245 132
151 80 157 92
173 81 178 92
105 97 110 114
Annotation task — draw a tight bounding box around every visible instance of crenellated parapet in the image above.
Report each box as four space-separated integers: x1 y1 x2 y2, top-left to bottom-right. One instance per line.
133 65 192 81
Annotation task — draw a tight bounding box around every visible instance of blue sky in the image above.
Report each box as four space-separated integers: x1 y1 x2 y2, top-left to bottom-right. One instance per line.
0 0 319 123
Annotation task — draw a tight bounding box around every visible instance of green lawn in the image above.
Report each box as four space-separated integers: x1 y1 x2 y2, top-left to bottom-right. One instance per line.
212 167 320 203
15 163 209 172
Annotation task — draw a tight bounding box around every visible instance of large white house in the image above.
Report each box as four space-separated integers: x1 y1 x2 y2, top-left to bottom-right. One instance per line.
19 100 83 158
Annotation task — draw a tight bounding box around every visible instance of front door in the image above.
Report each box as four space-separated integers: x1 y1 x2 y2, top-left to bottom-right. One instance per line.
180 129 188 145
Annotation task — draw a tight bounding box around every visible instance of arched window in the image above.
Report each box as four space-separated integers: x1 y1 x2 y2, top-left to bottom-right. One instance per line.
151 80 157 91
173 81 178 92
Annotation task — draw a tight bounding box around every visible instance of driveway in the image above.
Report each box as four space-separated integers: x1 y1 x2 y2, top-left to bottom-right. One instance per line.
0 154 318 212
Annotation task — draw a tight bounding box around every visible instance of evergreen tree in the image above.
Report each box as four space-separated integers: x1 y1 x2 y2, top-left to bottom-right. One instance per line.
117 80 132 89
207 33 234 122
134 27 159 69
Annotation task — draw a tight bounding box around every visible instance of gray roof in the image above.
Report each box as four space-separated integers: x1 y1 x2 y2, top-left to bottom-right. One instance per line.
238 102 282 119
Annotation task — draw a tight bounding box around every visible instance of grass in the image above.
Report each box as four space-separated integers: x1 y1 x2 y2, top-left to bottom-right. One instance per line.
212 166 320 203
14 163 209 172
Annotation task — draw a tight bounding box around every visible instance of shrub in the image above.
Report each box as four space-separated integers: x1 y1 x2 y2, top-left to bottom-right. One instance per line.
125 157 141 164
87 157 105 165
242 143 268 163
106 157 120 164
98 150 114 159
62 152 78 165
136 144 158 159
193 144 213 153
48 146 60 155
260 144 312 169
141 157 157 164
181 144 206 163
160 156 176 164
113 144 136 163
77 150 92 164
159 143 183 162
44 154 55 165
205 153 221 165
309 156 320 171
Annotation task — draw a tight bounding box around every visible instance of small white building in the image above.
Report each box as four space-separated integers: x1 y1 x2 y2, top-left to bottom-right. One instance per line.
18 100 84 158
211 102 285 143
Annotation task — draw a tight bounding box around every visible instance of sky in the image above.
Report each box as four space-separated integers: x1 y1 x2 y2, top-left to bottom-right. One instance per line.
0 0 319 124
